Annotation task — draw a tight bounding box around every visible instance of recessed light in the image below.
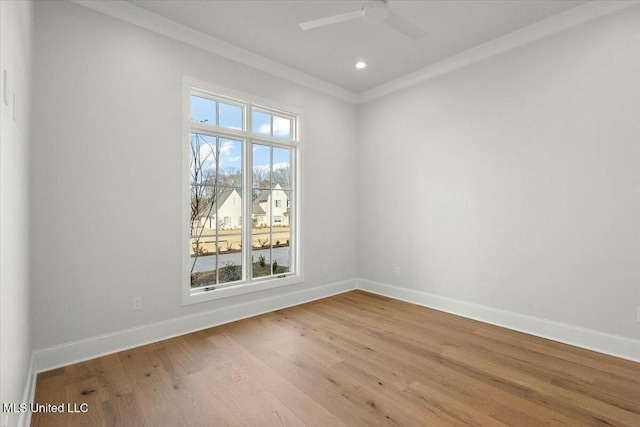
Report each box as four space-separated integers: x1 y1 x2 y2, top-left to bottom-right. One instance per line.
355 61 367 69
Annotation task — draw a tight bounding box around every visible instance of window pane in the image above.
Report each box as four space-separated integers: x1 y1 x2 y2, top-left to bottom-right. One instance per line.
273 229 291 275
191 234 245 288
271 188 288 225
218 139 242 187
219 258 242 284
190 133 217 185
272 147 291 190
215 189 243 231
218 233 242 284
252 189 267 229
190 229 217 289
279 190 291 227
190 231 216 256
252 237 271 278
273 116 291 139
191 189 216 233
219 102 242 130
252 144 271 188
252 110 271 136
190 95 216 124
190 264 217 289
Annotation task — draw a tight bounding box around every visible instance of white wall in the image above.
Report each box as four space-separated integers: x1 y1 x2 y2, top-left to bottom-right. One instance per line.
30 1 358 350
25 0 640 374
358 5 640 340
0 1 33 425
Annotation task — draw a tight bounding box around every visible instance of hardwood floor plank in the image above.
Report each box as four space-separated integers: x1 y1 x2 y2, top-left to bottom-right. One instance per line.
209 332 349 427
31 368 71 427
327 292 640 418
89 353 133 401
101 393 148 427
279 302 562 424
31 291 640 426
475 325 640 381
443 346 640 426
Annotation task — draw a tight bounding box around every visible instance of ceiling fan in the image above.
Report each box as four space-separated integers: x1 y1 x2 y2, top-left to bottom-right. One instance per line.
298 0 425 41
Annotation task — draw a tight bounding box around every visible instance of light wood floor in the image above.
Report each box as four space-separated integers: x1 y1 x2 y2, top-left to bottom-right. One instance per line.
32 291 640 426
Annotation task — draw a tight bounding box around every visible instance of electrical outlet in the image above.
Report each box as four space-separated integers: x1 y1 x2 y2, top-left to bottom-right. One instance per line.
132 297 142 311
323 265 328 274
394 266 401 276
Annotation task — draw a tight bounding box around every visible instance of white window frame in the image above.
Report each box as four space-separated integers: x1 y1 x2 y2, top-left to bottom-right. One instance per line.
182 77 304 305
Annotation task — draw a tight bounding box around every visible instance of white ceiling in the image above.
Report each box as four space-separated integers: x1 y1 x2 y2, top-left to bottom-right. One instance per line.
126 0 586 94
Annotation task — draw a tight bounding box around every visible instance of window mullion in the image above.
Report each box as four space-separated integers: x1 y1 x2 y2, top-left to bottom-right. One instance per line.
190 122 246 140
269 146 274 276
215 137 220 286
244 137 253 281
245 106 253 281
289 148 295 277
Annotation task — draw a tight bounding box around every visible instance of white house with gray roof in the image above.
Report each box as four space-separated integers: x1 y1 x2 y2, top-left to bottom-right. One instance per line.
199 188 242 230
252 184 290 227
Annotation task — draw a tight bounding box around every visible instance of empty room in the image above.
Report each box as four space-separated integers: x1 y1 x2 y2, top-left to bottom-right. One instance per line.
1 0 639 425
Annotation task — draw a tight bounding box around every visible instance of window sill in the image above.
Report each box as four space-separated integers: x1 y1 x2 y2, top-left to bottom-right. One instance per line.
182 274 303 305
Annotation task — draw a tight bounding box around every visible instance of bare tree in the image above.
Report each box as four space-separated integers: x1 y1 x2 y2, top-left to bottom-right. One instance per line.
252 166 270 189
219 167 242 188
190 134 218 275
273 164 291 189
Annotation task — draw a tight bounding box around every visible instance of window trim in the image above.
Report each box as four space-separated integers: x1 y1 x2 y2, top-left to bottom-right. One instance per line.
182 76 304 305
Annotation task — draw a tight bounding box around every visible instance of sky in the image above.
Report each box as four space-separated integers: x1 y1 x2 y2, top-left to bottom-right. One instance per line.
190 95 292 185
190 95 291 139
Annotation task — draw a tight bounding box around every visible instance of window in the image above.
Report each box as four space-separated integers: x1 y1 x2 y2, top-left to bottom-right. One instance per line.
184 78 302 304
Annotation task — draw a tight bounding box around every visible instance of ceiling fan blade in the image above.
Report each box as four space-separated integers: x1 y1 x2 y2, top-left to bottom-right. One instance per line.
385 10 426 41
299 10 362 30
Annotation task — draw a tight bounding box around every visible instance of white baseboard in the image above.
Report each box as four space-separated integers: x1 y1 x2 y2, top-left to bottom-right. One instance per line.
23 277 640 427
16 353 38 427
358 278 640 363
32 279 356 375
30 277 640 372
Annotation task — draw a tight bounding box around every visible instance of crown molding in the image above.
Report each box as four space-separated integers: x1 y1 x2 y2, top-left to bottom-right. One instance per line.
71 0 358 104
71 1 638 106
356 1 640 104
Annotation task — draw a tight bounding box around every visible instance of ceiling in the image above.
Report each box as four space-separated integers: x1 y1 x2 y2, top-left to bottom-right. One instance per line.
126 0 586 94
